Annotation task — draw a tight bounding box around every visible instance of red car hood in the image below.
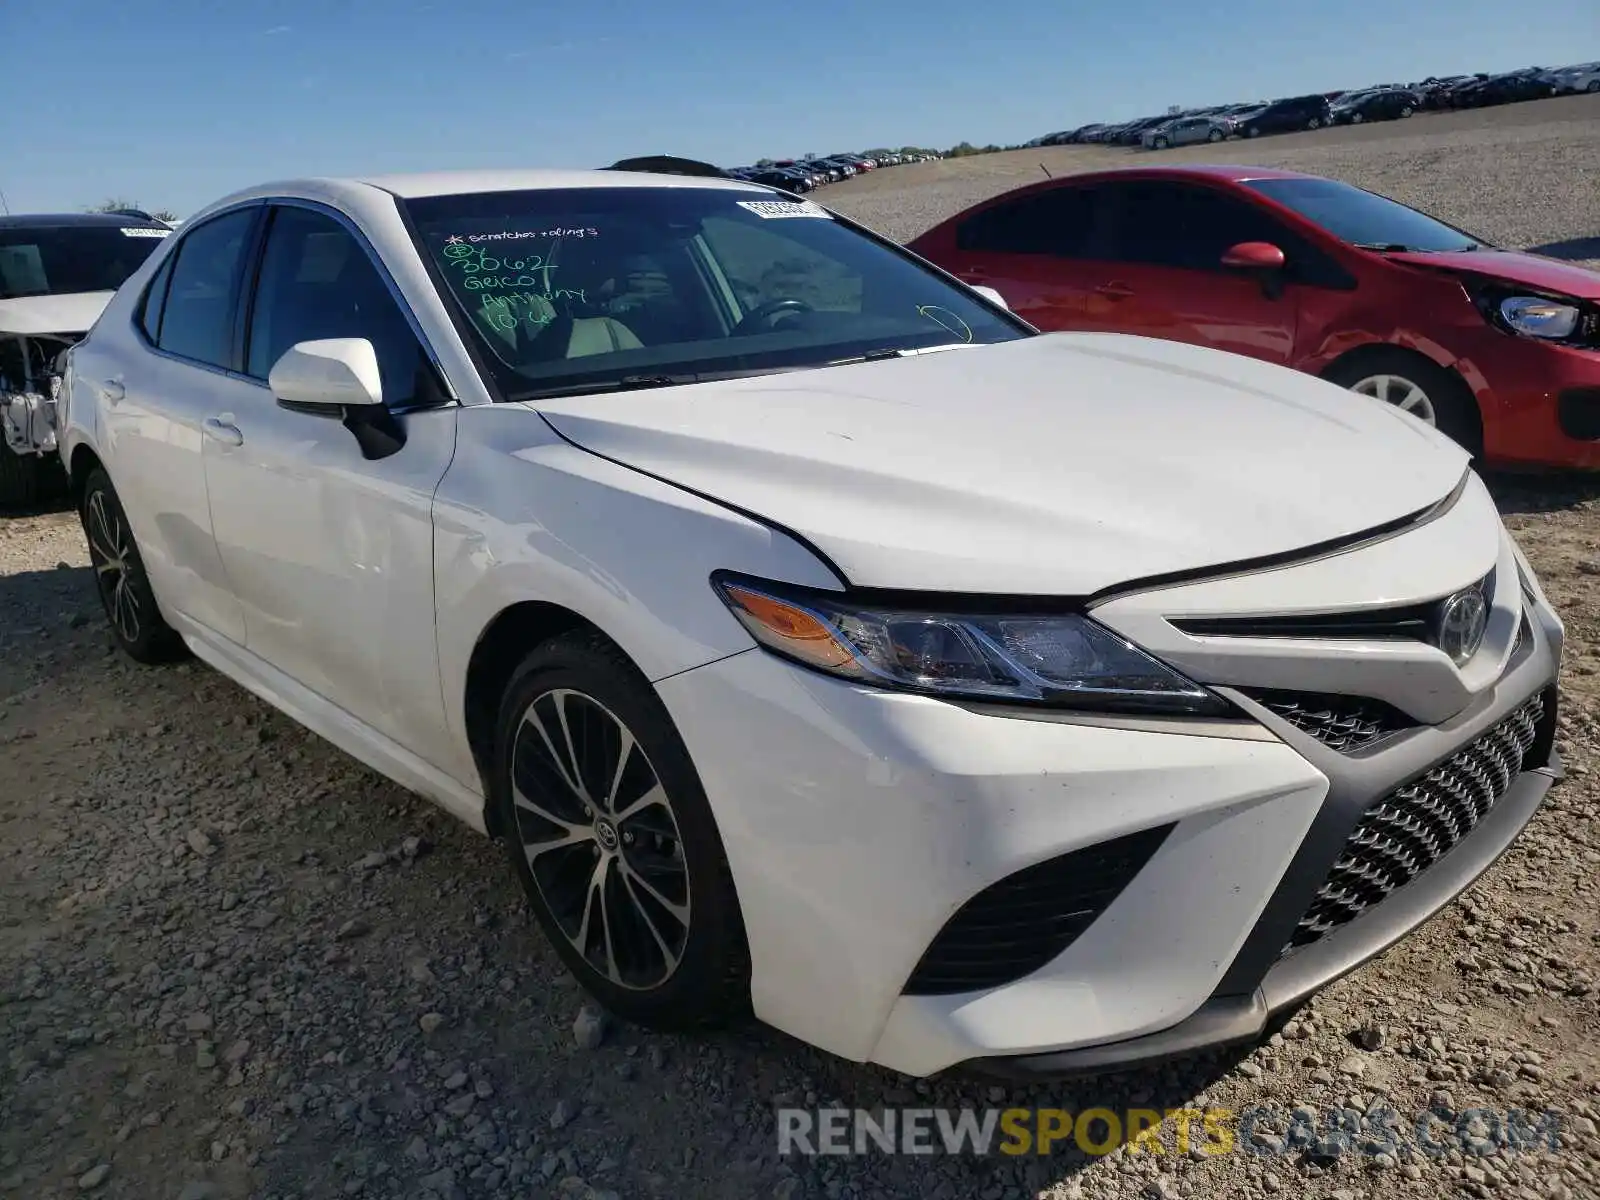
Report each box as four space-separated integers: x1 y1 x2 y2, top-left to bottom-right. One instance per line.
1386 249 1600 300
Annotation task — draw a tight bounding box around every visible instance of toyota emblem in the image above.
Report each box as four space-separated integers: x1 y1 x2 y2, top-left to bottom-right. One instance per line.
1436 585 1489 665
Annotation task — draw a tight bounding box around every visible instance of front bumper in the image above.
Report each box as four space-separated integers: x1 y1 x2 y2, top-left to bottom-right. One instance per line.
1461 333 1600 470
969 735 1560 1079
657 510 1563 1078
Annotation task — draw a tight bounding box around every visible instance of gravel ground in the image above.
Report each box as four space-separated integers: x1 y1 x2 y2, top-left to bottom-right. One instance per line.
4 97 1600 1200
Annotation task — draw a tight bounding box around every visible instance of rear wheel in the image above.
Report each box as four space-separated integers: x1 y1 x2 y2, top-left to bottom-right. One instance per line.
79 467 187 663
1152 136 1169 150
1587 81 1599 93
490 632 750 1031
1324 349 1482 456
1400 104 1415 117
1351 111 1366 124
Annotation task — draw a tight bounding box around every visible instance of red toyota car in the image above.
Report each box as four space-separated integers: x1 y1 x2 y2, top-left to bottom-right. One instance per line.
907 166 1600 469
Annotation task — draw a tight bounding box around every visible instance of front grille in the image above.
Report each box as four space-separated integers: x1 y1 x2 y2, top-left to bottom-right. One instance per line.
903 825 1173 996
1282 694 1545 955
1246 690 1414 752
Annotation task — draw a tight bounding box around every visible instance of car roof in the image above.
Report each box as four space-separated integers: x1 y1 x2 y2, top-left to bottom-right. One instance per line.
1051 164 1319 184
355 168 767 198
178 168 778 230
0 212 168 230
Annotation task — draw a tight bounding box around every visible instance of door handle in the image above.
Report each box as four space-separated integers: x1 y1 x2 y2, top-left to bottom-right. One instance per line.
102 378 125 404
1094 282 1135 300
203 416 244 447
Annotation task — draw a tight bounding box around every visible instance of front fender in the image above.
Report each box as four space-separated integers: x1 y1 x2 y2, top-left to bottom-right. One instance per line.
431 404 841 784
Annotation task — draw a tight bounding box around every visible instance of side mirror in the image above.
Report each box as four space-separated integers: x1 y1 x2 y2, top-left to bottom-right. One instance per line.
1220 241 1287 271
970 284 1010 311
268 338 384 411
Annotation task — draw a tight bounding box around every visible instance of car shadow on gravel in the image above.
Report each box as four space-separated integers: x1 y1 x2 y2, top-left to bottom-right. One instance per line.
1521 235 1600 262
1483 470 1600 515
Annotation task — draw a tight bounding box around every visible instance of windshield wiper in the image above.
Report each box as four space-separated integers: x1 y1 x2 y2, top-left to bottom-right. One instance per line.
1353 242 1420 252
506 365 820 403
826 343 978 366
505 373 699 402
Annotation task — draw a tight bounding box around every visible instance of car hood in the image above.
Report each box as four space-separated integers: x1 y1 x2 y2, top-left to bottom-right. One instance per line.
530 334 1469 596
1385 249 1600 301
0 291 113 336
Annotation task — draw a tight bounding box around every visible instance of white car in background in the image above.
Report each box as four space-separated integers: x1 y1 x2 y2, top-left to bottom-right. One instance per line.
1548 62 1600 93
56 168 1564 1079
0 212 170 505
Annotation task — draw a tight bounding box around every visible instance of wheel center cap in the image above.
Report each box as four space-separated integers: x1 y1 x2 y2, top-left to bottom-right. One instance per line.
594 818 619 852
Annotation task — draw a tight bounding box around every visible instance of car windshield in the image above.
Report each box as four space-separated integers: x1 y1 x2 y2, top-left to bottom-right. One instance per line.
1243 177 1484 252
402 186 1028 401
0 224 169 300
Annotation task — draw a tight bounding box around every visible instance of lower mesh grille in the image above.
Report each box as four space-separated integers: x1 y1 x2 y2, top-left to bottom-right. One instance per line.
1246 690 1413 752
1282 694 1545 955
903 825 1173 996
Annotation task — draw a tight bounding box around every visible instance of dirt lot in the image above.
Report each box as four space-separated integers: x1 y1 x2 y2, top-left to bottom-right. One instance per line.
4 97 1600 1200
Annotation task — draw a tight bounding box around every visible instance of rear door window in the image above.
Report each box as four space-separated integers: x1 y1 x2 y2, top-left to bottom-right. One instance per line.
954 189 1101 257
157 209 257 368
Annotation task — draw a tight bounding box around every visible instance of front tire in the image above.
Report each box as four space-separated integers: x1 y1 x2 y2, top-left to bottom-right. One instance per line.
1207 128 1224 142
1351 111 1366 124
1307 117 1322 129
490 631 750 1031
79 467 187 663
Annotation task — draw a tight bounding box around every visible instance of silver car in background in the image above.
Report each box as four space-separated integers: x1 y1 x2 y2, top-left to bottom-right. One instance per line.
1142 114 1233 149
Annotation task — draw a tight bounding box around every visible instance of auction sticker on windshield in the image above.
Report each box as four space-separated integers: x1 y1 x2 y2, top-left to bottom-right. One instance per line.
120 227 171 238
736 200 831 219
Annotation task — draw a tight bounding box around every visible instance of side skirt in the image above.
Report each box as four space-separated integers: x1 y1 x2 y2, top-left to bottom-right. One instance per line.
173 615 487 834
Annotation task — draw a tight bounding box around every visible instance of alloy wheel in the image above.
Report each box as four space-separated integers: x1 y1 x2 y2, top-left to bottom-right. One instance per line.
1351 373 1436 425
85 489 142 644
509 688 690 990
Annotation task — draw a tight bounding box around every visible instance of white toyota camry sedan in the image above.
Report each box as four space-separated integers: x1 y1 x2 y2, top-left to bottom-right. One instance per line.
56 168 1564 1079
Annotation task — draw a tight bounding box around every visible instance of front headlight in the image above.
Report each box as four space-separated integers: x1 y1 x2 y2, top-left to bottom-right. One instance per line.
1499 295 1580 340
713 575 1230 717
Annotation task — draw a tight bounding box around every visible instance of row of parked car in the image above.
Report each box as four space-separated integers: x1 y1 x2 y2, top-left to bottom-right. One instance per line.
719 151 941 193
1035 60 1600 152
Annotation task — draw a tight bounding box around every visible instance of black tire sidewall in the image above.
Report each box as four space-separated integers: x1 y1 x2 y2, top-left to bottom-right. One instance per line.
80 468 185 663
490 633 750 1029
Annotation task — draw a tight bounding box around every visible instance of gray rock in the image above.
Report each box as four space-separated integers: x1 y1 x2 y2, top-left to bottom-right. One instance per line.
186 830 216 857
77 1164 111 1190
419 1012 445 1034
573 1004 607 1050
549 1099 573 1130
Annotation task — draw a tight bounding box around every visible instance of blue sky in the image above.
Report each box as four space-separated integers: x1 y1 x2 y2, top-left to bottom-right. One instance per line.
4 0 1595 216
